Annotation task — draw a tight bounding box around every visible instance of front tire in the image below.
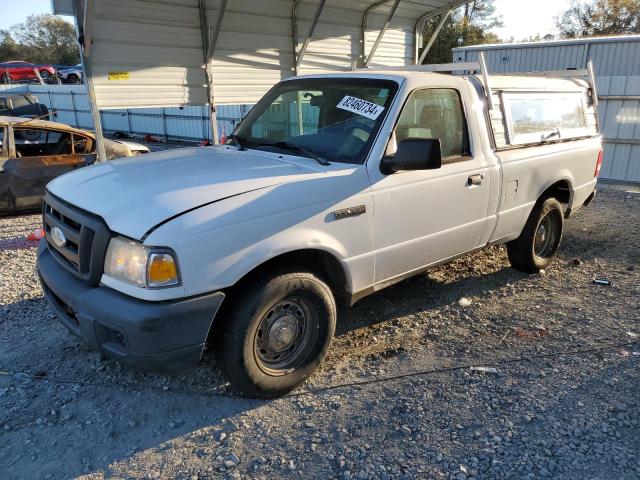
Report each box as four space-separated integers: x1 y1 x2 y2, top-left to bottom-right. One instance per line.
215 271 336 398
507 197 564 274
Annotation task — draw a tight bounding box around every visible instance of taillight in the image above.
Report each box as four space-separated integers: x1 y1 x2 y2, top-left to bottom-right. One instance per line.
594 150 603 178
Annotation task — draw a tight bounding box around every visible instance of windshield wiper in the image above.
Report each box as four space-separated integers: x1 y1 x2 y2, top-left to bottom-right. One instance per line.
256 140 330 166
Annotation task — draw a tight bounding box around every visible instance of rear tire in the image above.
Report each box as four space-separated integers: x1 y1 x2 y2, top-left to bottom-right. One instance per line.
67 74 81 84
0 74 10 84
507 197 564 274
215 271 336 399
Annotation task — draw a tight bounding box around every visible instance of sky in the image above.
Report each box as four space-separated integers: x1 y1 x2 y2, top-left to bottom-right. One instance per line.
2 0 574 41
1 0 52 30
491 0 574 41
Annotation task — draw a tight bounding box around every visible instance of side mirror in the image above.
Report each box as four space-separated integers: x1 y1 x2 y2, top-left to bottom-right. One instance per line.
381 138 442 174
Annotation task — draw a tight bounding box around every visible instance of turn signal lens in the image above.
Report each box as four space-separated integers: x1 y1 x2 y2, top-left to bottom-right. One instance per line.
147 253 179 287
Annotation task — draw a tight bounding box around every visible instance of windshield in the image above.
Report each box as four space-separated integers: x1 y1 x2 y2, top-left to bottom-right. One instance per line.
231 78 399 165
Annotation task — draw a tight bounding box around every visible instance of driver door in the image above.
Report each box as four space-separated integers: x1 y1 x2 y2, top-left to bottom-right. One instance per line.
369 88 493 286
8 126 96 211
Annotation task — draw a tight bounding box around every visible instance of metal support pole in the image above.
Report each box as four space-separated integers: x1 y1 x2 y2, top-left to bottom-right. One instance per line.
161 107 168 142
479 52 493 111
295 0 327 71
76 0 107 162
361 0 388 67
70 90 79 126
199 0 226 145
291 0 300 76
417 9 452 65
208 0 227 57
364 0 401 68
125 108 132 135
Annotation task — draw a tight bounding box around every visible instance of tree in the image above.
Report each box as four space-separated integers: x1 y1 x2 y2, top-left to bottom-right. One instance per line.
1 14 79 64
421 0 503 64
557 0 640 38
0 30 20 62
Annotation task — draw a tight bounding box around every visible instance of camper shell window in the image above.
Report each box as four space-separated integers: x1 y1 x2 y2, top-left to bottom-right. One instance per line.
503 92 596 146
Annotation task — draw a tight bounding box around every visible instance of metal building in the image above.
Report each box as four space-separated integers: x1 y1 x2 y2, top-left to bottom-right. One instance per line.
454 35 640 183
51 0 472 156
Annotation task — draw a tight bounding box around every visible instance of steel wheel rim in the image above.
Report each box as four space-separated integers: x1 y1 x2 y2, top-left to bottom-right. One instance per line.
534 213 558 258
254 297 318 376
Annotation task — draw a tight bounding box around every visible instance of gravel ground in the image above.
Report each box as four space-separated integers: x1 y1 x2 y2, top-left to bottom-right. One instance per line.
0 186 638 480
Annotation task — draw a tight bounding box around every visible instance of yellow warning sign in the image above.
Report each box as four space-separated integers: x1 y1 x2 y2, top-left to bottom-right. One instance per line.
108 71 130 81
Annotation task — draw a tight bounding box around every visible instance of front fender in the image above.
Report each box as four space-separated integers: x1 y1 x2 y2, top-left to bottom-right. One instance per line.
145 173 374 299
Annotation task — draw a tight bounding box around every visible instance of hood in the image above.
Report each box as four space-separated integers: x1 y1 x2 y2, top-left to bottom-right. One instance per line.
47 146 329 239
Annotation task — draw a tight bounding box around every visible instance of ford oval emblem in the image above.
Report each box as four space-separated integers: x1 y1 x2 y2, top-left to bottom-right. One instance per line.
51 227 67 248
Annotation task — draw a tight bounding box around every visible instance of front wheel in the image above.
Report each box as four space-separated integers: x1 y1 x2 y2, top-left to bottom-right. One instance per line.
507 197 564 274
215 271 336 398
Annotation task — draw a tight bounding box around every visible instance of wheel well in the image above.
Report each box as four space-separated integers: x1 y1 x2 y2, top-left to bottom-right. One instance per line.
227 249 350 305
541 180 571 205
206 249 350 346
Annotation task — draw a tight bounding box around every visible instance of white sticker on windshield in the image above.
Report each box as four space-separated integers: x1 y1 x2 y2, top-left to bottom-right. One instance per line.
336 96 385 120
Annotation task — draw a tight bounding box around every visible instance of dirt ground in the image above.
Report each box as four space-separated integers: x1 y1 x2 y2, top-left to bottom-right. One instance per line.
0 186 638 480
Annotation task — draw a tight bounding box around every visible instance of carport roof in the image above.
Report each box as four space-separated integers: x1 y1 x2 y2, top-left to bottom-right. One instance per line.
51 0 471 158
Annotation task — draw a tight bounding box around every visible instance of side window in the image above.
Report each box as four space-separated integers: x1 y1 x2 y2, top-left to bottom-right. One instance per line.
395 88 470 159
503 92 594 145
14 128 73 157
72 134 91 154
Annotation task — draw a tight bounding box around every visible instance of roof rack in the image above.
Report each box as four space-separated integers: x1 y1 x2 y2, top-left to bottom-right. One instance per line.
361 53 599 110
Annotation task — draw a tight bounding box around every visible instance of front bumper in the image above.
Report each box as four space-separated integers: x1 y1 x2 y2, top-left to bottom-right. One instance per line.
37 241 224 373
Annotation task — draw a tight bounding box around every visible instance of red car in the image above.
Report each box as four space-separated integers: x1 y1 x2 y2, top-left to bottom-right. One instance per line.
0 61 56 83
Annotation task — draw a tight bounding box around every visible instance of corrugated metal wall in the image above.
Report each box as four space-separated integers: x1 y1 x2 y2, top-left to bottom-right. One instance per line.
75 0 464 108
90 0 209 108
454 36 640 183
0 84 247 142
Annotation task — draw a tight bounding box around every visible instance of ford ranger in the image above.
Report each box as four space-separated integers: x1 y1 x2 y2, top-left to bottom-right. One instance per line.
37 63 601 398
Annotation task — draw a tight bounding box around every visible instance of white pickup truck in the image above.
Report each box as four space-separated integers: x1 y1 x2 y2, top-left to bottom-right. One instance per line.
37 63 601 398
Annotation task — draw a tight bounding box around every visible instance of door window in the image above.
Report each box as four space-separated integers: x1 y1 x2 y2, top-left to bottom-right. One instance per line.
72 134 91 154
395 89 471 160
14 128 73 157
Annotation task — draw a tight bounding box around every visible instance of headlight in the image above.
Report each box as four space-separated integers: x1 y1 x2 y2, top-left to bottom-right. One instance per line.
104 237 180 288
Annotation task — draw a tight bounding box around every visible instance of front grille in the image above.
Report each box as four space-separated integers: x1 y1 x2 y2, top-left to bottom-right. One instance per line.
43 192 111 285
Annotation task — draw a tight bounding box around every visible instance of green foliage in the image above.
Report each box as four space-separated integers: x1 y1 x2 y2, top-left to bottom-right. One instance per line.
0 14 79 64
420 0 503 64
557 0 640 38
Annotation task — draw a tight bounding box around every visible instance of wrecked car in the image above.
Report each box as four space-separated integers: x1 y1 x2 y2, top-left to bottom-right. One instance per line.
0 116 148 214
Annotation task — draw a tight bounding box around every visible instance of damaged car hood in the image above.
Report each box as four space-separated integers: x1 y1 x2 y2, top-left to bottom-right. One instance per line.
46 146 329 239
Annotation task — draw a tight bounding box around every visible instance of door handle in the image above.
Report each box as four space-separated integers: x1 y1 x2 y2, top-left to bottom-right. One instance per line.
467 174 485 187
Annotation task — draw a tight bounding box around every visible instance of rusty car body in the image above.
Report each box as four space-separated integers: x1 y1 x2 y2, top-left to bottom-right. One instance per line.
0 116 149 214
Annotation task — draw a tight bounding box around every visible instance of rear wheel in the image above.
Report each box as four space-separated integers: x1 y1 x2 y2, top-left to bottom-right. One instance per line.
507 197 564 274
39 70 50 79
215 271 336 398
67 73 81 84
0 74 10 84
